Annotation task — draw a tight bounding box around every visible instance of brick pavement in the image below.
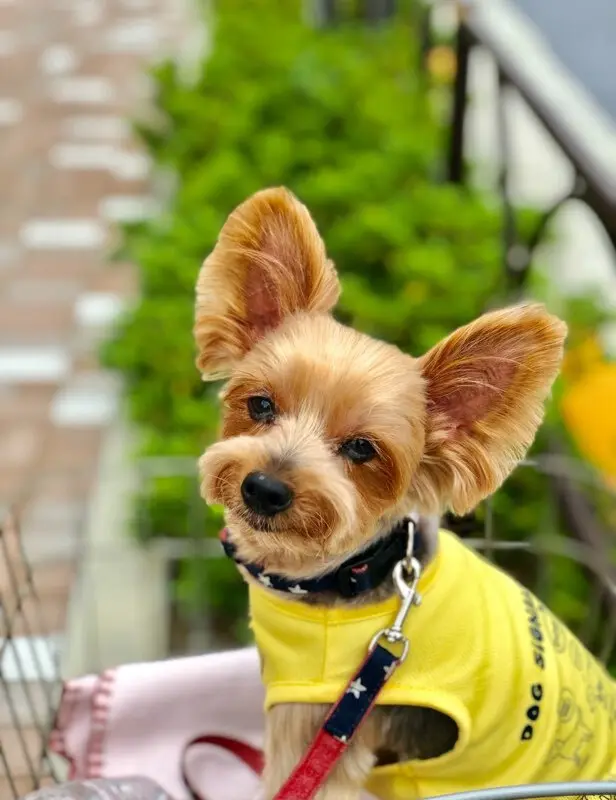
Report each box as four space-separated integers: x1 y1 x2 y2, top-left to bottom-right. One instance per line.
0 0 193 792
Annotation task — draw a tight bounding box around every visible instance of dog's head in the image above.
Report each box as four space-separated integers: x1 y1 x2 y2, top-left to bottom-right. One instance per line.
195 188 567 575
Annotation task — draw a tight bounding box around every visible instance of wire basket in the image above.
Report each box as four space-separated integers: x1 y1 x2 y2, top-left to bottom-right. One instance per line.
434 786 616 800
0 512 63 798
1 452 616 799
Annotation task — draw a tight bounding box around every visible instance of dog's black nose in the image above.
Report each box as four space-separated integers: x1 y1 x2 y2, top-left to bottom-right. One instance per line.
241 471 293 517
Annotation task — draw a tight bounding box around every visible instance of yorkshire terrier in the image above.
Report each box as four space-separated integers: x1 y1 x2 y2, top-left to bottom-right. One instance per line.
196 188 616 799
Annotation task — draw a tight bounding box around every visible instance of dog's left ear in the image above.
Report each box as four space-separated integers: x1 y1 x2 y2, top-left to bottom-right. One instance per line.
411 304 567 515
195 187 340 380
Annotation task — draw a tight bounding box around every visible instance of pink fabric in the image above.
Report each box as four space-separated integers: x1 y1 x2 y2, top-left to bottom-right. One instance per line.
49 675 99 779
50 647 376 800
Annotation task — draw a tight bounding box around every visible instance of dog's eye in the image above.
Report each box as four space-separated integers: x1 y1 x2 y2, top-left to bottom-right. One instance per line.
339 438 377 464
247 396 276 423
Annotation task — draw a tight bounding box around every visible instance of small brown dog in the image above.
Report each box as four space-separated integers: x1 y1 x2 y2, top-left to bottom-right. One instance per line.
195 188 616 798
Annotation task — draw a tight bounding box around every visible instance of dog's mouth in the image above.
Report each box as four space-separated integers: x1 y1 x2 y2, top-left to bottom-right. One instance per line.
241 510 277 534
201 450 360 568
225 497 359 572
200 437 359 543
223 502 289 537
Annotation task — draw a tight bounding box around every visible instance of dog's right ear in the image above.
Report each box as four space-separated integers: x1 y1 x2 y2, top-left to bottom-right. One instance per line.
194 187 340 380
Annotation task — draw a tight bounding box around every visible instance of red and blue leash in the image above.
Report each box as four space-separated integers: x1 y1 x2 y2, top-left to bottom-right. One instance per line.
274 554 422 799
182 527 422 800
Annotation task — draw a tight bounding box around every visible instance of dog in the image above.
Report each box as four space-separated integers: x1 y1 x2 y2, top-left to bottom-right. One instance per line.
195 187 616 799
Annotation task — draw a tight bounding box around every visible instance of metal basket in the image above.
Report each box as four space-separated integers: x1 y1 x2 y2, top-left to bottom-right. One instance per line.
434 786 616 800
1 453 616 800
0 512 63 798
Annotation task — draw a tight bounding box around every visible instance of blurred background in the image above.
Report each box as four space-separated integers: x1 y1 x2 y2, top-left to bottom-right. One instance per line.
1 0 616 795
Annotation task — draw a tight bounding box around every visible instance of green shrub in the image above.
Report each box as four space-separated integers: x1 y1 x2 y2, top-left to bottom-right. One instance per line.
104 0 613 660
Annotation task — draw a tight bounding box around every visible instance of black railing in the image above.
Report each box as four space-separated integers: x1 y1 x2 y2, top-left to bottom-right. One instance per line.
440 0 616 566
446 0 616 295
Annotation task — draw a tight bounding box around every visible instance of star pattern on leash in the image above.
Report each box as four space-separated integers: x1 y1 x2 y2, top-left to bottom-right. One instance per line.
383 662 397 680
346 679 367 699
289 584 308 594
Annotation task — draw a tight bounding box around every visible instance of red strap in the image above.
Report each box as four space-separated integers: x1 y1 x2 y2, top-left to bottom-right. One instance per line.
274 645 399 799
181 734 264 800
179 643 398 800
273 729 346 800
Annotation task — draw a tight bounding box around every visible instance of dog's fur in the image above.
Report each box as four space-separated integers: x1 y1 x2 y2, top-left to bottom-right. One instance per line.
195 187 567 798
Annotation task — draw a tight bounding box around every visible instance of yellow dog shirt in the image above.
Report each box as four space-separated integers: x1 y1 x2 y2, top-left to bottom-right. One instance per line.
250 530 616 799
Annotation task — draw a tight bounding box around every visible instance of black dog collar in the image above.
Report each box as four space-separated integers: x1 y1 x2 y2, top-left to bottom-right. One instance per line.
219 516 424 600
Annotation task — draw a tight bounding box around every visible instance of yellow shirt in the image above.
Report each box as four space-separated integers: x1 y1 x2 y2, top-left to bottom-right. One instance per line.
250 531 616 799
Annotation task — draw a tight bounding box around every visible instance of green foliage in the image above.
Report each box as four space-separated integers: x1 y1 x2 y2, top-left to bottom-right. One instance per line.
104 0 613 661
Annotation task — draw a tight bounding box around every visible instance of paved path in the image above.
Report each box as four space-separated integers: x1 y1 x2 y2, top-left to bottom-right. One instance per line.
0 0 185 624
0 0 190 793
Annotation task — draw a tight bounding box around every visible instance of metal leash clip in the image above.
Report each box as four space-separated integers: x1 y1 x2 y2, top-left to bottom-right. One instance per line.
369 517 423 664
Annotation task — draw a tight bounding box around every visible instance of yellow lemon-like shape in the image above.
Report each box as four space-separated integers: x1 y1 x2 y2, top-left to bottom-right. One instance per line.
426 46 457 84
562 335 604 382
561 361 616 480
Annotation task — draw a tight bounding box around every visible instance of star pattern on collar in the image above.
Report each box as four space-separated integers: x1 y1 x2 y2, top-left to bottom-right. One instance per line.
221 515 421 600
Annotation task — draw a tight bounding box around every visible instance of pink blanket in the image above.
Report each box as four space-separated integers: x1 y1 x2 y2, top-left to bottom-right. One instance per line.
49 647 375 800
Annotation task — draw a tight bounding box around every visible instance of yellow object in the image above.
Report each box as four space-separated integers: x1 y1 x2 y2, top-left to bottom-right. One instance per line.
426 46 457 84
250 531 616 799
561 335 605 382
561 360 616 481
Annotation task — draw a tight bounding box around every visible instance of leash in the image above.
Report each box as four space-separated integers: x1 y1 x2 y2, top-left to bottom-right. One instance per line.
273 520 423 800
181 734 264 800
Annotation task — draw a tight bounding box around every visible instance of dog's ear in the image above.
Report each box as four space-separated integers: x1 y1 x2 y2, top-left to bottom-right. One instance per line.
194 187 340 380
411 304 567 515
